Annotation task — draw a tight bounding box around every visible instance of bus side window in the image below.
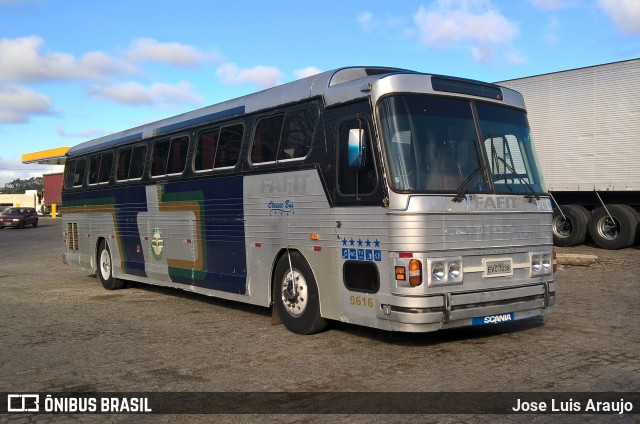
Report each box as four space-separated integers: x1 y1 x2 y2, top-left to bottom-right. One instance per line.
277 107 317 160
251 115 282 164
151 139 170 176
215 123 243 168
73 159 86 187
167 136 189 175
129 145 147 179
337 118 377 196
195 128 219 171
88 152 113 185
88 154 101 185
99 152 113 183
117 148 132 181
65 160 76 188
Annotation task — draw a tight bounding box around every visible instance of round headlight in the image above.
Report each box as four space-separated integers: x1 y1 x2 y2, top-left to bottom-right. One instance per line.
531 255 541 273
448 262 461 280
432 262 445 281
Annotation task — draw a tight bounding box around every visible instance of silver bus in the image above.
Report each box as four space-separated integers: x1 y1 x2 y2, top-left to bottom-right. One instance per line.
62 66 555 334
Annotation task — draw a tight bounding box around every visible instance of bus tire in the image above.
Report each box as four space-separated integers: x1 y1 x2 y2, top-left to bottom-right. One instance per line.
97 240 125 290
552 205 589 247
589 204 638 250
273 251 327 335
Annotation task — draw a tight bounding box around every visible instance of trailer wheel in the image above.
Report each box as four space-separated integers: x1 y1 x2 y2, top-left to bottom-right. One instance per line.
552 205 589 247
620 204 640 245
589 205 638 250
97 240 125 290
273 251 327 335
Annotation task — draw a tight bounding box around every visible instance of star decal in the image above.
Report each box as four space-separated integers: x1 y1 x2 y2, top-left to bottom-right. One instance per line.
365 239 371 247
342 239 347 246
374 239 380 248
357 239 363 247
349 238 355 246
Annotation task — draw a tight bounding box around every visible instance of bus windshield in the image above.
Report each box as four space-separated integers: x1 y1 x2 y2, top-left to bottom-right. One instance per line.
378 94 546 195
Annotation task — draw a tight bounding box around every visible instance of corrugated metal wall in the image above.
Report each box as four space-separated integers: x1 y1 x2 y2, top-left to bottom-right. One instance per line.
498 59 640 191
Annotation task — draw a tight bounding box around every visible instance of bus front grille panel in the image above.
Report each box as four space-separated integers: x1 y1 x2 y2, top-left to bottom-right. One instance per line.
447 284 548 321
389 212 552 251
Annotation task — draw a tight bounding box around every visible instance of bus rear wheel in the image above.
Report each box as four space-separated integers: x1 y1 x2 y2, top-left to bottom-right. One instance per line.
97 240 125 290
273 251 327 335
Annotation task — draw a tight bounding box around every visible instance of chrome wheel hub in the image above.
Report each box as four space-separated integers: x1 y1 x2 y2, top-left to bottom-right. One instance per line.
281 270 307 317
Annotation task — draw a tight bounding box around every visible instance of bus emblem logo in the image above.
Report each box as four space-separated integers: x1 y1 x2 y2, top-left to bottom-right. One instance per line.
151 227 164 260
268 199 295 216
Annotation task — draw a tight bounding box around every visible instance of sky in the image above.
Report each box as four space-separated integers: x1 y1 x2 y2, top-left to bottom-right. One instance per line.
0 0 639 186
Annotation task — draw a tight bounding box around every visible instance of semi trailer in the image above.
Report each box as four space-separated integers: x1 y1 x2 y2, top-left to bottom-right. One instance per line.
42 172 63 216
499 59 640 249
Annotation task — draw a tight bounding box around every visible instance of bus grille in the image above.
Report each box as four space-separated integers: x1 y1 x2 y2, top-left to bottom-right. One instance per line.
67 222 79 252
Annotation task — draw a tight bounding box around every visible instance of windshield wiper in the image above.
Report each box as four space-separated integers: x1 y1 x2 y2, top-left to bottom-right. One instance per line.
452 164 485 202
491 154 540 200
487 136 540 201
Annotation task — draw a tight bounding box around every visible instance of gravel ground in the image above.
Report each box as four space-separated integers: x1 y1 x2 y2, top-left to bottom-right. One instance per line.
1 218 638 423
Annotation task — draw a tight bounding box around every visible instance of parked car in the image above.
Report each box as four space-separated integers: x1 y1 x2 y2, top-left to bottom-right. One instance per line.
0 207 39 229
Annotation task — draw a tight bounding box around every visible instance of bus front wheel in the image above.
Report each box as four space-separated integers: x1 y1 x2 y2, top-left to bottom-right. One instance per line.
97 240 125 290
273 251 327 335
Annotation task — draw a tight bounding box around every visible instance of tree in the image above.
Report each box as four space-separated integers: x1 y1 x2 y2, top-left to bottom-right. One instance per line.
3 177 43 194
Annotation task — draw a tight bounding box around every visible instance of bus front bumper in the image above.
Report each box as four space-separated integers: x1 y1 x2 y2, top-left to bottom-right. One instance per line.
377 281 555 332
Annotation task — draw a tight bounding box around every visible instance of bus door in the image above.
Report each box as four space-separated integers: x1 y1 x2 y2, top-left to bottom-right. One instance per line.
336 115 384 326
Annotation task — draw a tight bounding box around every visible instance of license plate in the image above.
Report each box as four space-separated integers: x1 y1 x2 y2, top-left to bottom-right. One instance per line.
472 312 515 326
484 258 513 277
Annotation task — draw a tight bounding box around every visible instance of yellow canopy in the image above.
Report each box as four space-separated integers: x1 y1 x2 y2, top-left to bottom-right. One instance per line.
22 147 70 165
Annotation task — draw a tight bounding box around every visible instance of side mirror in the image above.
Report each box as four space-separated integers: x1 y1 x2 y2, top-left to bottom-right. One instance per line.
348 128 365 167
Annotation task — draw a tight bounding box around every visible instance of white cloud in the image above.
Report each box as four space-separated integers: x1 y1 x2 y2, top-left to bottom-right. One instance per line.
0 85 52 123
56 126 106 139
126 38 220 67
80 51 135 77
0 0 34 4
87 81 204 106
0 35 225 126
294 67 322 79
471 43 496 64
150 81 205 104
599 0 640 34
412 1 521 64
413 1 519 47
0 36 133 83
530 0 579 10
357 11 374 32
0 36 218 85
505 50 527 65
357 11 406 34
87 82 149 105
544 16 560 44
216 63 283 88
0 157 62 188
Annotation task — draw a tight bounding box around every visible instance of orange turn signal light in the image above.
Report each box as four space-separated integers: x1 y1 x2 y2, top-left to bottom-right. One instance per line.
395 266 406 281
408 259 423 287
